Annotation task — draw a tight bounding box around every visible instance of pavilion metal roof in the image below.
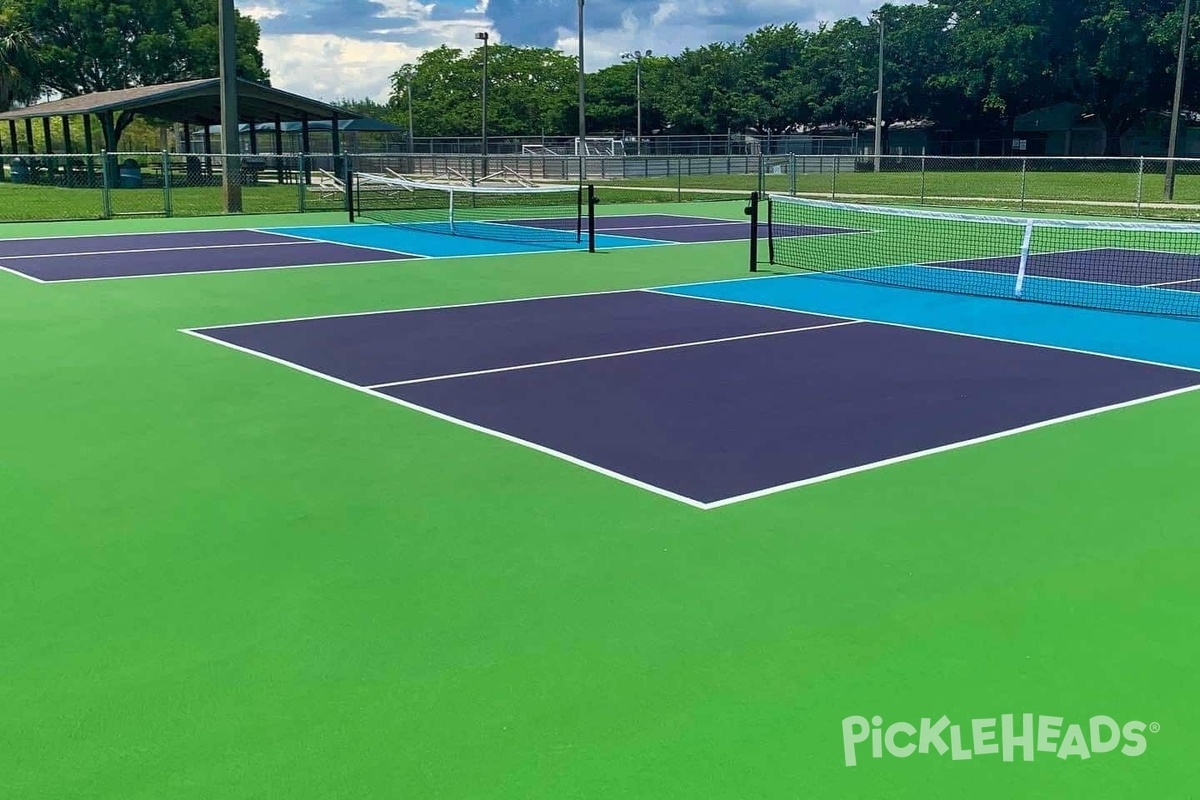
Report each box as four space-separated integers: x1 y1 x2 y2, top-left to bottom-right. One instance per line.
0 78 358 125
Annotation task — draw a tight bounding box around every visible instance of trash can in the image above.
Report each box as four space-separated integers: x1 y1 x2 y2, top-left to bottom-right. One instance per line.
118 158 143 189
10 158 30 184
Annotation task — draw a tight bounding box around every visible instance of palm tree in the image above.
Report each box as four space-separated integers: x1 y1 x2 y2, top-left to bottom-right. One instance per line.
0 7 39 111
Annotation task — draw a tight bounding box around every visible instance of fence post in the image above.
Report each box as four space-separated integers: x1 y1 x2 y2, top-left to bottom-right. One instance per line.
1136 157 1145 217
757 153 765 195
830 157 838 200
297 153 307 213
920 153 927 205
161 150 173 217
100 149 112 219
676 158 682 202
1019 158 1027 211
789 152 797 196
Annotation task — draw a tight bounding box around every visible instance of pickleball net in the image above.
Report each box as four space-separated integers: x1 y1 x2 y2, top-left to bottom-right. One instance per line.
760 195 1200 318
352 173 594 248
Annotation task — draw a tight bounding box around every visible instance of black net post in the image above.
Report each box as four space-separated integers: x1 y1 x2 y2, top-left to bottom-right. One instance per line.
587 184 597 253
766 196 775 265
746 192 759 271
345 156 355 222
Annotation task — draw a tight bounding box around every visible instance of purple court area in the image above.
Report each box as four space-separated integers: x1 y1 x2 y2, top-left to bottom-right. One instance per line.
930 247 1200 291
0 229 416 281
192 290 1200 507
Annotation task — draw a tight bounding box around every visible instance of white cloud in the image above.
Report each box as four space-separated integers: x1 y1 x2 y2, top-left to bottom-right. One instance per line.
252 0 913 102
241 3 284 21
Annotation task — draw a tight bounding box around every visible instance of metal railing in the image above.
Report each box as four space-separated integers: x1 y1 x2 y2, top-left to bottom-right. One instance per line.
5 152 1200 223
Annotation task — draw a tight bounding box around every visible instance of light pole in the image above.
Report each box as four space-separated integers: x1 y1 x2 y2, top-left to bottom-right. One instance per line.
577 0 587 181
406 73 414 153
621 49 652 155
475 31 489 176
874 9 884 173
1167 0 1193 200
218 0 241 212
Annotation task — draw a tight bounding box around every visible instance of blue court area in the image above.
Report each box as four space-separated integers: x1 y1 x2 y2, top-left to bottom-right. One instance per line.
188 282 1200 509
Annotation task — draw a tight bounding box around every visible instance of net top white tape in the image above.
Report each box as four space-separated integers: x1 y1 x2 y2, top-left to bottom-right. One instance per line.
357 173 580 195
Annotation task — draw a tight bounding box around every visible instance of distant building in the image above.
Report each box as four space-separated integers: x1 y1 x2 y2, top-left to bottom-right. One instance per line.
1013 102 1200 157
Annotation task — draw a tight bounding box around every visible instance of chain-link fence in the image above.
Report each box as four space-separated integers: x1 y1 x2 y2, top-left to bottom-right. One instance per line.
6 152 1200 223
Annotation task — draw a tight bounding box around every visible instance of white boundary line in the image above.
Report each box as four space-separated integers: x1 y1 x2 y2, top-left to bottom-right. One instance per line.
646 289 1200 374
191 285 793 330
703 383 1200 509
0 227 293 244
365 320 862 389
0 263 47 283
179 328 711 510
1142 276 1200 288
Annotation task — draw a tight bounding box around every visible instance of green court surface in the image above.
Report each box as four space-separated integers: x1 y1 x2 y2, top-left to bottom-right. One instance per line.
2 203 1198 799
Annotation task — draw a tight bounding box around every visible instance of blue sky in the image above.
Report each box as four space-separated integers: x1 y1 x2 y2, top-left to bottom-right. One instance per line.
242 0 895 103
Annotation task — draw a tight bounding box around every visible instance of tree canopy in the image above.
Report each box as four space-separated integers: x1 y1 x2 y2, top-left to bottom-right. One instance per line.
1 2 41 110
377 0 1200 155
3 0 268 103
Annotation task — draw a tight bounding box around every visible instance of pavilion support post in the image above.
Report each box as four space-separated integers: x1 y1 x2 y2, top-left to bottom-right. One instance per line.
100 149 113 218
24 118 35 154
98 111 119 188
203 124 213 178
8 120 18 156
300 113 312 184
83 115 95 186
182 122 192 153
61 116 73 154
331 112 343 192
248 119 258 155
42 117 53 155
273 115 284 184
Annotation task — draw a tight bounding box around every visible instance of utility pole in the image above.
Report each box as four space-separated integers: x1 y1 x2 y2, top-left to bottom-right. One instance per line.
578 0 587 181
218 0 241 212
1167 0 1193 200
475 31 489 176
406 73 414 153
621 50 653 155
874 9 884 173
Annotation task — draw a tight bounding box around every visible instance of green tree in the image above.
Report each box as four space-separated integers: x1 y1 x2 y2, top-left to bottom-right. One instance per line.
803 18 876 130
586 57 668 136
0 2 40 110
16 0 268 97
935 0 1200 154
655 43 751 133
389 45 578 138
738 23 813 134
334 97 397 122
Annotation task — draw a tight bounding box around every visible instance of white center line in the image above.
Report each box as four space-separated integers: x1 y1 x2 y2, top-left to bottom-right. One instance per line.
366 320 863 389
